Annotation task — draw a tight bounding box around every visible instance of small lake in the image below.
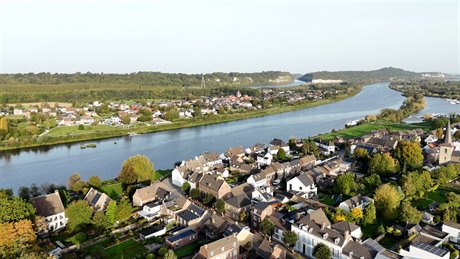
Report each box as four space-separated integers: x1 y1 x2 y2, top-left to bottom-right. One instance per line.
0 82 411 191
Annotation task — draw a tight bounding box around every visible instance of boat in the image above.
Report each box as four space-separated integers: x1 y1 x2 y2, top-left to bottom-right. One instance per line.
80 143 97 149
128 132 139 136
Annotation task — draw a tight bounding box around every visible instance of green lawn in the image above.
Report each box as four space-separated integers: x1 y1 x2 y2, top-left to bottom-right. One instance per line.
47 125 119 137
81 238 114 255
99 239 148 259
318 193 337 206
153 169 172 181
100 182 123 200
318 121 434 141
411 188 448 210
175 242 201 258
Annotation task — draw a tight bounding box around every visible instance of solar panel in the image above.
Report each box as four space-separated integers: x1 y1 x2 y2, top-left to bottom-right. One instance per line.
412 242 448 256
90 193 101 206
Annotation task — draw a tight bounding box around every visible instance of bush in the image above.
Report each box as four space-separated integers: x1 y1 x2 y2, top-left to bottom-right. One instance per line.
68 232 87 244
78 125 84 130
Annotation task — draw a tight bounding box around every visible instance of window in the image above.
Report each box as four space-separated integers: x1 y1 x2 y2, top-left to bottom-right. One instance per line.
299 186 303 190
289 184 292 190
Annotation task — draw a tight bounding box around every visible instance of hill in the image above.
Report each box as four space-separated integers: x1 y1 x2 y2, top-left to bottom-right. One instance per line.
298 67 422 83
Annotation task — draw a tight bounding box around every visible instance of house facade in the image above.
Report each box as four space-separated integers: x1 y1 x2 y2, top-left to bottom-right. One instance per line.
30 190 68 232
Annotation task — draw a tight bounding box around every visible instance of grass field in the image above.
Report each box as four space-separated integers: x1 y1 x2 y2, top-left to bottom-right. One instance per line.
411 188 448 210
153 169 172 181
47 125 120 138
99 239 147 259
318 121 434 140
100 182 123 200
175 242 201 258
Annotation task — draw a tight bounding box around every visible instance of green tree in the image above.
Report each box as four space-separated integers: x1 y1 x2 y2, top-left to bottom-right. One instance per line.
106 200 117 226
164 108 179 121
67 173 83 190
66 200 93 232
78 125 84 130
215 199 225 215
400 201 422 224
116 198 132 223
302 140 320 158
193 107 202 118
353 148 369 162
277 148 286 160
121 114 131 124
203 193 215 206
118 155 154 184
363 203 377 225
313 243 331 259
158 247 169 257
181 182 191 194
88 176 102 188
369 153 398 176
91 211 110 231
260 218 275 236
283 231 298 249
374 184 402 220
334 173 358 195
363 174 381 189
0 196 36 223
164 249 177 259
394 141 423 171
402 171 433 198
190 188 200 200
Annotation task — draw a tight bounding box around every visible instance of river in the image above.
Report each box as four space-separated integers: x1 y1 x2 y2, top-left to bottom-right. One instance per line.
0 82 408 191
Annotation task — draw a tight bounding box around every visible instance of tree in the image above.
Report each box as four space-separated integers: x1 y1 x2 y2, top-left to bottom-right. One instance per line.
277 148 286 160
18 186 31 200
203 193 215 206
334 173 358 195
116 197 132 223
353 148 369 162
0 117 9 135
106 200 117 226
215 199 225 215
283 231 298 249
374 184 402 220
92 211 110 231
400 201 422 224
193 106 202 118
78 124 84 130
88 176 102 188
313 243 331 259
0 219 36 258
67 173 83 190
239 210 247 222
158 247 169 257
121 114 131 124
334 214 346 222
369 153 398 176
65 200 93 232
402 171 433 198
164 108 179 121
351 207 363 221
181 182 191 194
302 140 320 158
33 216 47 233
394 141 423 171
363 174 381 189
0 196 36 223
260 218 275 236
164 249 177 259
118 155 154 184
190 188 200 200
363 203 376 225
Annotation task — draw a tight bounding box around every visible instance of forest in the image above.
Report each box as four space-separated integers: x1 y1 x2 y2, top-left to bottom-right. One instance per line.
0 71 292 104
389 80 460 99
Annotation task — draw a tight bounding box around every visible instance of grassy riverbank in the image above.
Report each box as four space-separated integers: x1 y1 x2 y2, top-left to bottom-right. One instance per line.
0 87 363 151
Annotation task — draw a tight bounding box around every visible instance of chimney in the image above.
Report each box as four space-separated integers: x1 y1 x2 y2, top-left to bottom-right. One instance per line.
345 230 351 241
321 222 326 230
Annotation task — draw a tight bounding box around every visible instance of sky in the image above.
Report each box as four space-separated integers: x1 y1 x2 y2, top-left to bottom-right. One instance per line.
0 0 459 74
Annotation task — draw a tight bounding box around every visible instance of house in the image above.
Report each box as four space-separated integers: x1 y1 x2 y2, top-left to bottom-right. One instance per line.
30 190 68 232
338 195 373 213
132 185 163 207
299 155 316 170
399 232 450 259
139 224 167 240
442 221 460 243
198 174 232 199
196 234 241 259
287 172 317 198
247 167 275 188
257 152 273 166
331 221 363 239
314 139 336 155
137 201 166 221
291 209 353 258
425 134 438 144
204 212 229 240
166 229 198 249
251 202 273 229
255 239 287 259
84 188 112 211
198 152 222 168
270 214 291 244
422 211 434 224
268 138 289 155
224 193 252 220
176 203 208 227
225 146 246 158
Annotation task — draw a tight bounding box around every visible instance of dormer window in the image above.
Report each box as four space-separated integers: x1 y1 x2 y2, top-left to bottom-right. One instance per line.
349 251 353 257
308 228 313 233
335 238 340 245
221 247 224 252
323 233 328 239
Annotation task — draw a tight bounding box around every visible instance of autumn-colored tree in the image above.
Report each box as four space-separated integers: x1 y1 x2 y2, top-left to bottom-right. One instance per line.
353 148 369 162
374 184 403 220
33 216 47 233
0 219 36 258
334 214 346 222
351 208 363 221
0 117 9 134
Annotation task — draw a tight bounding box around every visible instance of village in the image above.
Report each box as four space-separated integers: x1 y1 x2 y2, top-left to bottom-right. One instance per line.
3 115 459 259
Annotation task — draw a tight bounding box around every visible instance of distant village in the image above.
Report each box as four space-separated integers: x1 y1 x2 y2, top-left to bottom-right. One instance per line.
0 88 336 129
7 118 459 259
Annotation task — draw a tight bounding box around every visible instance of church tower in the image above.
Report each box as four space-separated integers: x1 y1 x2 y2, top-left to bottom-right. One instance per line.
439 120 453 164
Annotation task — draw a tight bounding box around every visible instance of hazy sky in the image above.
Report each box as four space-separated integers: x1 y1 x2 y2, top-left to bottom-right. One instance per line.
0 0 458 74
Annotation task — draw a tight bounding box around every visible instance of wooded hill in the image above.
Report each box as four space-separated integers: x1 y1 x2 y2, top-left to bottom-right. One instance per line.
299 67 422 83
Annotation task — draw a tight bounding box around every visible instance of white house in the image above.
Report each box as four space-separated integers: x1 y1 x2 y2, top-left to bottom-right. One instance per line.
268 138 290 155
338 195 373 213
425 134 438 144
137 201 172 221
257 152 273 166
442 221 460 243
30 190 68 232
287 172 317 198
172 166 187 187
399 241 449 259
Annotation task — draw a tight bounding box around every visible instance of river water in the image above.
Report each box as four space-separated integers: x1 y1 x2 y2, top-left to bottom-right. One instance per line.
0 82 410 191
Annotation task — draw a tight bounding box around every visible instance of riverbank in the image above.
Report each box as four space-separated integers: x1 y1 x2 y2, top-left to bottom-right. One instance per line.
0 86 363 152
